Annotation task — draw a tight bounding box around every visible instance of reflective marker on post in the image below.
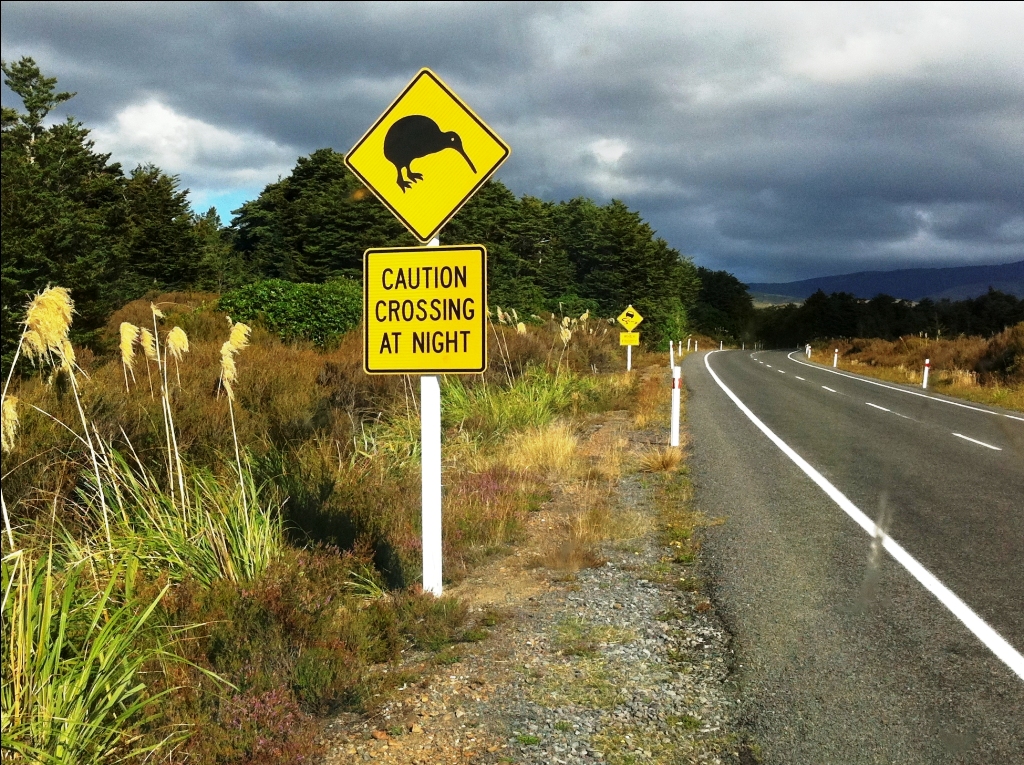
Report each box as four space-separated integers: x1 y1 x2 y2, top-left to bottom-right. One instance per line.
670 366 681 447
923 358 930 390
422 235 443 596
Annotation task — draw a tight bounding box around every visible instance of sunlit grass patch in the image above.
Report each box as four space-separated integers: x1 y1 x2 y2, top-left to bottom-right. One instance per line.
527 656 621 709
554 615 636 657
501 422 579 482
630 373 666 429
593 721 737 765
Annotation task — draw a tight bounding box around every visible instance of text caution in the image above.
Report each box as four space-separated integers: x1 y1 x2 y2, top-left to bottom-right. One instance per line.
364 245 487 374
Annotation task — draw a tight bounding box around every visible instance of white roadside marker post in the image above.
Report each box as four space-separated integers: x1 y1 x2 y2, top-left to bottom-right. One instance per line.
833 348 839 368
922 358 930 389
720 340 724 351
670 366 681 447
670 340 675 368
695 341 699 353
422 236 443 596
687 337 692 352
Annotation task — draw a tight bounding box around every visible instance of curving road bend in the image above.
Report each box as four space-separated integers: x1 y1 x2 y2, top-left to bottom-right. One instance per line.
683 349 1023 764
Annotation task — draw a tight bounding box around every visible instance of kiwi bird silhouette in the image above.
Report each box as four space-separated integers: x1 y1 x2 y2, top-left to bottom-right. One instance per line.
384 115 477 192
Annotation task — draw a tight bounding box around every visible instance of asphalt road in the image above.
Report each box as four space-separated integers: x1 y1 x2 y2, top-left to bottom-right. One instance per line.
683 349 1024 764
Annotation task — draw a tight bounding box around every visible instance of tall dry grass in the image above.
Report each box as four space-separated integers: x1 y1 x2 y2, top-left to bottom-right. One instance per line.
815 324 1023 411
2 288 632 763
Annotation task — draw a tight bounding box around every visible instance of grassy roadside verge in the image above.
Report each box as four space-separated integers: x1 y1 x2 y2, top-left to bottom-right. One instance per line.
1 289 636 763
808 327 1023 412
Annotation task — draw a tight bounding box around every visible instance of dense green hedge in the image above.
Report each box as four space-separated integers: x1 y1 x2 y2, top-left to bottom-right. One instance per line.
219 278 361 345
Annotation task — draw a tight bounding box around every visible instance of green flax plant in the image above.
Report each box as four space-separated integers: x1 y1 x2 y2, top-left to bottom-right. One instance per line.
1 549 183 763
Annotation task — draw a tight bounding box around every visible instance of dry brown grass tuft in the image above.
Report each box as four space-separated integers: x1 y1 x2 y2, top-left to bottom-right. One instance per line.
537 481 651 571
631 373 666 429
638 446 683 473
501 422 579 482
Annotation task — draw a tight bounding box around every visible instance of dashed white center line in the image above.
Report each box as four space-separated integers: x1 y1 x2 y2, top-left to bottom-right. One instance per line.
766 364 772 368
778 370 785 374
953 433 1002 451
822 386 837 393
866 403 890 412
795 376 805 381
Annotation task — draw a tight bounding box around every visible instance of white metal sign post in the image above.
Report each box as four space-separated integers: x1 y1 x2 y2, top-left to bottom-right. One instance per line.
421 238 443 595
348 68 510 598
670 366 681 447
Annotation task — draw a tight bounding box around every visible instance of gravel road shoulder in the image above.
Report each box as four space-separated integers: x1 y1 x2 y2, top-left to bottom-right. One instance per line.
319 376 755 765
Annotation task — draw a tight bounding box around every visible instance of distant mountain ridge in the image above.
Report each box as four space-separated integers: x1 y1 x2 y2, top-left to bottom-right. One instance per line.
747 261 1024 302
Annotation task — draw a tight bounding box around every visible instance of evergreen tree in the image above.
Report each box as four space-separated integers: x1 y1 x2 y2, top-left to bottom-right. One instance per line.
231 148 414 282
2 57 207 366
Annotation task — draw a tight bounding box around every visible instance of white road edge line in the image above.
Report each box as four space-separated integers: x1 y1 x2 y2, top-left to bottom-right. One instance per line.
822 386 836 392
866 403 890 412
704 351 1023 681
786 351 1020 420
953 433 1003 451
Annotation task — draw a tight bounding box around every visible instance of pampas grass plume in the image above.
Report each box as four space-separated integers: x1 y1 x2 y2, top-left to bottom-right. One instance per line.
220 322 250 400
119 322 138 369
1 395 18 453
139 328 158 361
228 322 251 351
150 303 165 319
166 327 189 360
22 286 74 364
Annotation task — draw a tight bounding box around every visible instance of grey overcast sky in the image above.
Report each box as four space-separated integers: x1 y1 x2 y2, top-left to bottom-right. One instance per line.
2 1 1022 282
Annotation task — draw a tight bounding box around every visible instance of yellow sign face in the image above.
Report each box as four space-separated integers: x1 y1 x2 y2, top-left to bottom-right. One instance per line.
619 332 640 346
618 305 644 331
364 245 487 374
345 69 511 243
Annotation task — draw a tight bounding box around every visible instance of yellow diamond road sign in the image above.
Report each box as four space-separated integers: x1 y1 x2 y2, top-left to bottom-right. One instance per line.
345 69 511 243
364 245 487 374
618 305 644 332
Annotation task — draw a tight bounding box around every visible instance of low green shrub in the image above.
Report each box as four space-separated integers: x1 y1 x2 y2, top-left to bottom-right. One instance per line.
218 278 361 346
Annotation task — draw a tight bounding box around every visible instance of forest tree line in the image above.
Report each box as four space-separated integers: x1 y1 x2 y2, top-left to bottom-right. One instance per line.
3 57 1019 368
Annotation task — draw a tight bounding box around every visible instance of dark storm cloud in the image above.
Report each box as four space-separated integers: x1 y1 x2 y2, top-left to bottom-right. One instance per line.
3 1 1022 281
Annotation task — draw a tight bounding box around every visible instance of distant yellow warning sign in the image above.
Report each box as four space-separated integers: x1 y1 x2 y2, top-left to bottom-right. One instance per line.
618 305 644 332
619 332 640 346
364 245 487 374
345 69 511 243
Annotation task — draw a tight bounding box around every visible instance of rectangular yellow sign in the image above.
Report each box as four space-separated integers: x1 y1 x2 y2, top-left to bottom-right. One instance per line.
620 332 640 346
364 245 487 374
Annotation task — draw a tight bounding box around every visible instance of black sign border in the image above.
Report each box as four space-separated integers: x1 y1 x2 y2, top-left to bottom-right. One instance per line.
363 245 488 375
344 69 511 244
